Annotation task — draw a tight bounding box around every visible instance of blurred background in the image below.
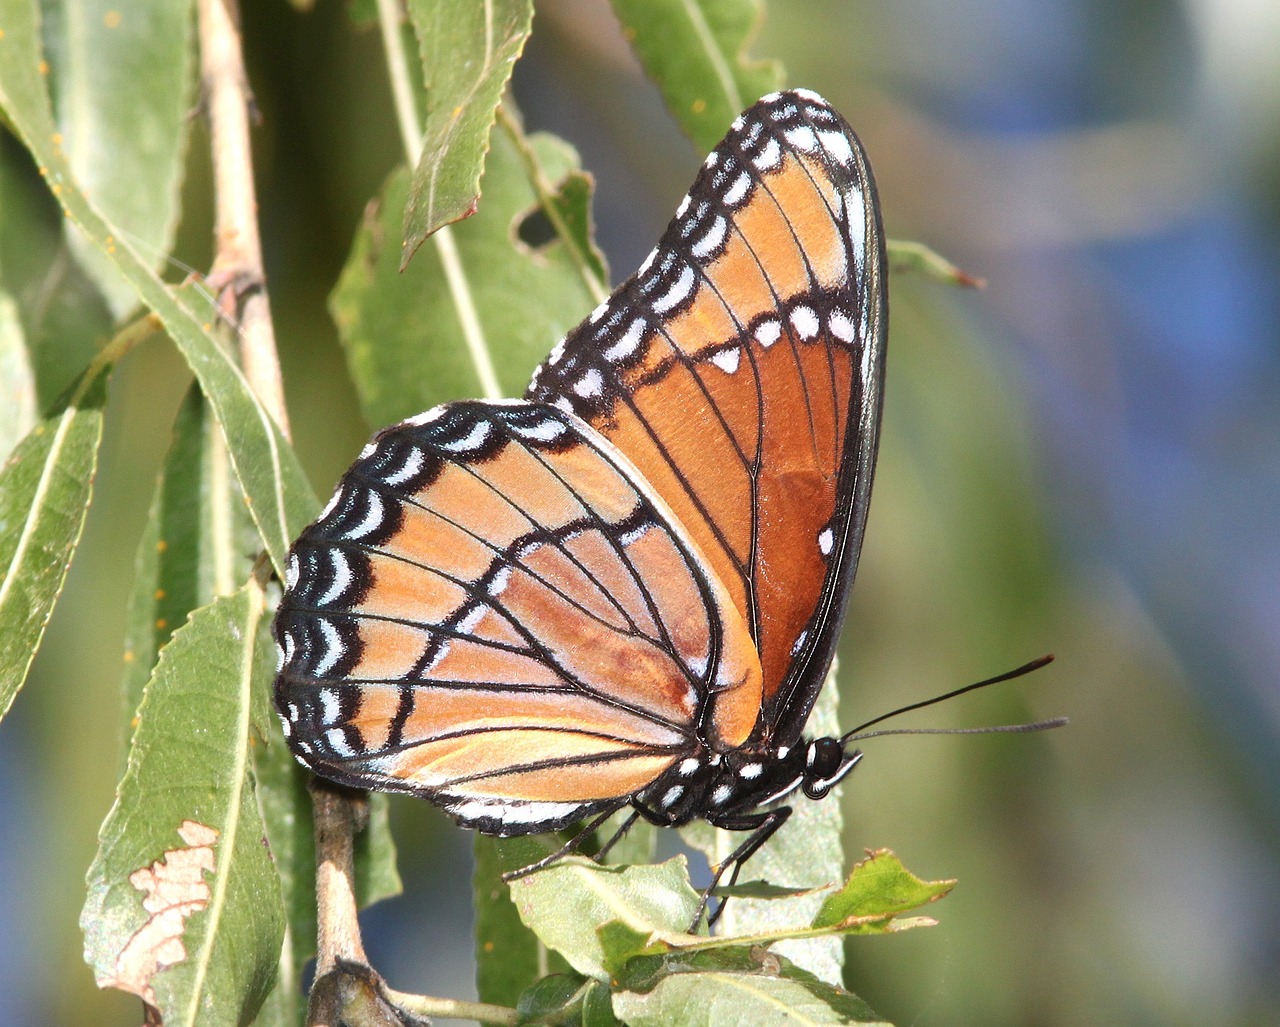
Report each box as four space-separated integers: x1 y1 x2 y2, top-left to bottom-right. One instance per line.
4 0 1277 1023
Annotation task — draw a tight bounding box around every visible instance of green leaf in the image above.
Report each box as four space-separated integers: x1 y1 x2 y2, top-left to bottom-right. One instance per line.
0 11 317 575
0 362 108 719
82 584 284 1025
683 662 846 982
811 850 954 933
0 287 36 458
514 972 595 1025
401 0 534 258
119 386 241 748
886 240 985 288
612 947 889 1026
509 856 700 980
43 0 196 318
610 0 783 152
0 138 112 409
335 122 604 420
331 124 602 424
475 836 543 1007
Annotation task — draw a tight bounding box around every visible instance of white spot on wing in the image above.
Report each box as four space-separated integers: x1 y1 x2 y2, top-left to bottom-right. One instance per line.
510 416 567 443
316 550 353 607
818 527 835 555
573 368 604 398
690 216 727 260
343 489 385 540
487 564 513 597
438 419 493 453
790 629 809 657
755 319 782 348
818 130 855 165
313 620 344 677
790 305 819 340
710 347 740 374
830 310 855 343
285 553 300 591
603 319 646 362
651 265 696 313
722 172 751 207
752 137 782 172
320 689 340 725
325 728 355 758
383 447 425 486
784 126 819 153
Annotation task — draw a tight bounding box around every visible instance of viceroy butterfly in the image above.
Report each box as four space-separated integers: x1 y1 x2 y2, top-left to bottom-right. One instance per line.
274 89 888 897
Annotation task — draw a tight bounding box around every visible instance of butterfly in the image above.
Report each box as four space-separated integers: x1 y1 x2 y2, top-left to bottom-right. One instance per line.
273 89 887 892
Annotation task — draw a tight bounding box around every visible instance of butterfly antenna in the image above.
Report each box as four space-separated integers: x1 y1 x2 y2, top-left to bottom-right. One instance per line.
840 654 1063 744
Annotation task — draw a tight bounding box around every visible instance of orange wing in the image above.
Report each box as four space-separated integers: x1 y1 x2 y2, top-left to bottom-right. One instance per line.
274 401 762 835
527 90 888 746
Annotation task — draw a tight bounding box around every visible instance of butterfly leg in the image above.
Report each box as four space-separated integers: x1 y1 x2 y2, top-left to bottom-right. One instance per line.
693 805 794 931
501 801 629 882
594 807 643 862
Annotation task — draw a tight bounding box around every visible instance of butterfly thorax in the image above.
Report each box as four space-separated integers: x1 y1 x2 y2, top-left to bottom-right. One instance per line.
635 737 863 828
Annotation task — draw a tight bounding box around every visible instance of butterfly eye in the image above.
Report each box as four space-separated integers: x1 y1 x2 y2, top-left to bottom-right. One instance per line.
802 737 848 800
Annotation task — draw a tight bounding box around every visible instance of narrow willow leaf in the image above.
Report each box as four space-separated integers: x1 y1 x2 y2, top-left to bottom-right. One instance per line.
401 0 534 258
683 663 846 983
0 142 113 409
508 857 700 980
82 584 284 1025
610 0 783 152
612 947 889 1027
0 288 36 458
0 15 317 575
331 128 600 425
0 363 108 719
43 0 196 317
119 386 239 749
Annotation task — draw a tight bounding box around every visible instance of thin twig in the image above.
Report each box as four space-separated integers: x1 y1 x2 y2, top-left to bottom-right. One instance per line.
197 0 290 435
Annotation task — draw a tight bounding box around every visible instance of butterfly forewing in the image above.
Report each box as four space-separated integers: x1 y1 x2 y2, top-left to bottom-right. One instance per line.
274 401 762 834
527 90 888 746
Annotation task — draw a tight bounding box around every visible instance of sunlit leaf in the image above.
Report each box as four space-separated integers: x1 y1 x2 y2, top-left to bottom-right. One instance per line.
401 0 534 258
331 125 601 424
612 946 889 1026
610 0 782 151
508 856 700 980
43 0 196 317
811 849 954 933
82 584 284 1024
0 362 108 719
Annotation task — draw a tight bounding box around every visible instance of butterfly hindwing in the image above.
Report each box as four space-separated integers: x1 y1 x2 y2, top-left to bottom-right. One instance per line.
527 90 888 746
274 400 762 834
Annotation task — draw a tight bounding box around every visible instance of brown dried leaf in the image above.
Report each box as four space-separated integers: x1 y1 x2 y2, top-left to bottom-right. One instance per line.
99 820 219 1004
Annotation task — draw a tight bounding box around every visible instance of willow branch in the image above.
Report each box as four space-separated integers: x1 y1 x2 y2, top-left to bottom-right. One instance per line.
197 0 290 435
